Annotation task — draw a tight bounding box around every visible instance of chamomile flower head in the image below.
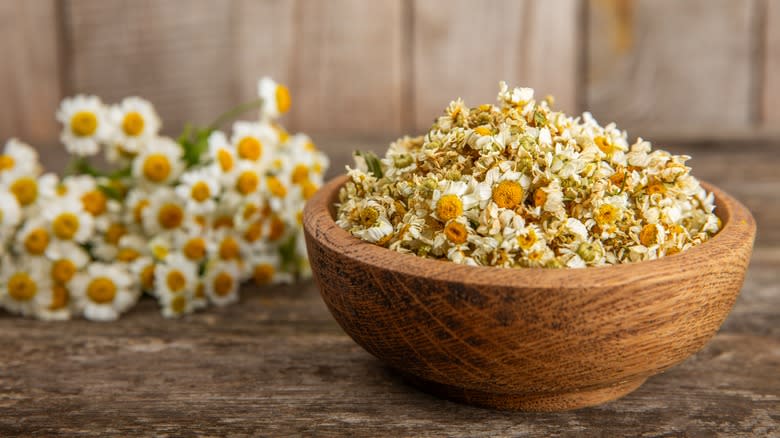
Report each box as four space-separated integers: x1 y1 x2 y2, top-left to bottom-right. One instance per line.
0 139 41 183
249 253 292 286
176 167 221 215
204 261 241 306
231 121 276 167
338 82 720 267
0 256 51 317
257 77 291 119
0 190 22 236
142 188 189 236
132 137 184 186
46 241 90 285
110 97 162 153
154 253 198 299
207 130 238 183
16 218 52 257
71 262 138 321
44 197 95 244
57 95 110 156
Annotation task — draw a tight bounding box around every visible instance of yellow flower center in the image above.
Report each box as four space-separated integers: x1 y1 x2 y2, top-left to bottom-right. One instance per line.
52 259 77 283
354 207 379 227
253 264 275 286
122 111 145 136
0 154 14 171
70 111 98 137
7 273 37 301
133 199 150 224
219 237 240 261
267 176 287 197
49 284 69 310
195 282 205 299
474 125 493 136
104 223 127 245
81 190 108 216
533 188 547 208
217 149 234 172
190 181 211 202
213 272 234 297
86 277 116 304
595 204 619 226
170 294 187 314
157 204 184 230
244 221 263 242
10 177 38 206
594 136 614 154
268 216 285 241
141 264 156 290
275 84 291 113
639 224 659 246
183 238 206 261
647 183 666 195
444 222 468 244
152 243 168 260
304 141 317 152
436 195 463 221
53 213 80 240
24 227 49 255
213 215 234 229
236 171 259 195
166 270 186 292
275 125 290 144
492 180 523 209
291 164 309 184
517 230 538 250
116 248 141 262
142 154 172 183
237 137 262 161
301 179 317 200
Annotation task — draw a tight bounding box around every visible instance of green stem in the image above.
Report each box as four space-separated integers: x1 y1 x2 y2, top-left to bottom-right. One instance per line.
207 98 264 131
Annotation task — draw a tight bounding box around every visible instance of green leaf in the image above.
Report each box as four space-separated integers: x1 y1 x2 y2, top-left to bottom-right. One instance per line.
97 184 123 201
355 150 383 178
279 234 299 274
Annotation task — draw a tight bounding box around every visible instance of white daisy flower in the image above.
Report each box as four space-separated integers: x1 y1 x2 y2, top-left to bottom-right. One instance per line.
175 167 220 215
0 256 51 317
109 97 162 153
46 241 90 286
204 261 241 306
132 137 184 186
257 77 291 119
231 121 276 167
231 161 262 198
249 252 292 286
57 95 110 156
44 197 95 244
142 188 189 236
0 190 22 238
5 173 43 208
176 231 211 264
154 253 198 298
207 131 238 184
15 218 51 257
0 139 41 183
71 262 139 321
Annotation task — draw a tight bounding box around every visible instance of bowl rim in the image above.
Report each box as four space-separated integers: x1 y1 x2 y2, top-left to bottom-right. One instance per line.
303 175 756 289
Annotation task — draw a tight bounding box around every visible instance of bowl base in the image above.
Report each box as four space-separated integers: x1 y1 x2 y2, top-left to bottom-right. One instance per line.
400 373 647 412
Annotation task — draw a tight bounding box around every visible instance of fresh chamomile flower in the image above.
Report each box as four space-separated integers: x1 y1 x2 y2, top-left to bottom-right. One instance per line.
109 97 161 153
159 285 197 318
231 121 276 167
204 261 241 306
44 197 95 244
91 219 129 261
15 218 52 257
0 256 51 317
176 230 212 264
0 190 22 237
124 188 152 229
207 131 238 184
132 137 184 186
249 252 292 286
46 241 90 285
257 77 291 119
154 253 198 298
229 161 263 198
142 188 189 236
431 180 478 222
5 172 43 208
176 167 220 214
0 138 41 183
57 95 110 156
71 262 139 321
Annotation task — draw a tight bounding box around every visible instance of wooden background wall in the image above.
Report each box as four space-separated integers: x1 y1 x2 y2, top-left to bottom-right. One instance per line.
0 0 777 158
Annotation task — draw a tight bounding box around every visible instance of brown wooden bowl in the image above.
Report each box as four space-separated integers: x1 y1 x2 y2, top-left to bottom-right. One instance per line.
302 176 756 411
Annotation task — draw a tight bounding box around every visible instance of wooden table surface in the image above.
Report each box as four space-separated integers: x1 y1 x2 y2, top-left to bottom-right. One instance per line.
1 141 778 437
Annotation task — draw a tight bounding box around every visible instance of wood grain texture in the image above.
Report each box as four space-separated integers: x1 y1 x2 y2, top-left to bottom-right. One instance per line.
411 0 580 134
304 175 756 411
0 0 62 145
763 0 780 128
587 0 757 139
0 142 777 434
63 0 240 135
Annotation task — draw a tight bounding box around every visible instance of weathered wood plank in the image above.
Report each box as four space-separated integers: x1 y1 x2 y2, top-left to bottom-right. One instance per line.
0 0 62 146
763 0 780 128
587 0 757 139
281 0 404 137
411 0 580 134
63 0 239 136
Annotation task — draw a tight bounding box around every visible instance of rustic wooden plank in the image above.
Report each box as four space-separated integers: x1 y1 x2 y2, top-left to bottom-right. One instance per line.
587 0 757 139
277 0 404 138
63 0 239 136
411 0 580 133
763 0 780 128
0 0 62 146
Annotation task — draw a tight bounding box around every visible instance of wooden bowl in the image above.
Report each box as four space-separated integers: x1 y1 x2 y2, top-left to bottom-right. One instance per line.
302 176 756 411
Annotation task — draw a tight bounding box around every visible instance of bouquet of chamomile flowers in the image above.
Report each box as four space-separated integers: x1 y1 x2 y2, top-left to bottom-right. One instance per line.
0 77 328 321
